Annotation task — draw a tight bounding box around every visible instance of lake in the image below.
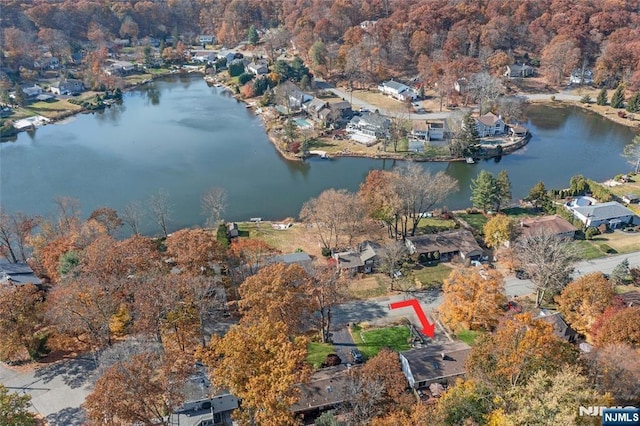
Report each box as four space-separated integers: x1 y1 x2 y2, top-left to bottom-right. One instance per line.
1 75 638 235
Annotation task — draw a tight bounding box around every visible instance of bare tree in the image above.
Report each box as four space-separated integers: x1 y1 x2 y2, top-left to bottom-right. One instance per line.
387 113 411 153
496 96 529 123
121 201 144 236
262 26 291 62
0 209 39 263
394 163 459 237
311 266 345 344
468 71 505 114
514 231 578 307
201 187 228 228
377 241 409 291
148 190 172 238
53 195 81 236
584 343 640 403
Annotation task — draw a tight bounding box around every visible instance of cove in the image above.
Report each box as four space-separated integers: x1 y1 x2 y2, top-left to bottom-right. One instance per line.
0 75 637 235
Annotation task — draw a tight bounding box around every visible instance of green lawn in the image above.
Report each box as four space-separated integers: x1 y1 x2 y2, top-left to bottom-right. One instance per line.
351 325 411 359
307 342 335 369
501 207 539 218
416 217 456 233
456 213 488 233
412 263 453 288
456 329 481 346
571 240 605 260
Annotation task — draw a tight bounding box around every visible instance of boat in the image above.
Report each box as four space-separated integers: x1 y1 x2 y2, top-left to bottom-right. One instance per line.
466 157 475 164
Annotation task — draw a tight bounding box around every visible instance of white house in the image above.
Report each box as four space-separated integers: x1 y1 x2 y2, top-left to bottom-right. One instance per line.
504 63 534 78
570 69 594 85
378 80 416 102
246 60 268 75
197 35 216 45
427 121 446 140
50 79 85 96
191 50 217 63
411 121 429 140
346 112 390 146
22 85 43 98
475 112 505 137
568 201 639 228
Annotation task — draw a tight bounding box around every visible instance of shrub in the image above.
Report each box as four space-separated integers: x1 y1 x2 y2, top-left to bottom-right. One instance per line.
322 353 341 367
585 226 599 240
238 72 254 85
216 223 229 248
321 247 331 257
580 94 592 104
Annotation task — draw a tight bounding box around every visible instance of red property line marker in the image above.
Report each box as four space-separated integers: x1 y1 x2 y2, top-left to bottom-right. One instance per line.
389 299 435 338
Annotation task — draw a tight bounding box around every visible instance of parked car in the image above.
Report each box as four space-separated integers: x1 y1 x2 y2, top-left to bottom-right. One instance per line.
350 348 364 364
515 270 530 280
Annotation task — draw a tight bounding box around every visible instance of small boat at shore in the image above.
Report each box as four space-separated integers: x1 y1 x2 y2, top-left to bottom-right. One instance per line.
466 157 475 164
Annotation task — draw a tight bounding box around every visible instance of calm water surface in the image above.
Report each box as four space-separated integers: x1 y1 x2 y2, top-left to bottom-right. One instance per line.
0 75 637 235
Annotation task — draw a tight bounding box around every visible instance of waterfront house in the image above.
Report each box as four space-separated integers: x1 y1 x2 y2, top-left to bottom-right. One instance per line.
518 215 577 240
378 80 417 102
570 69 594 85
246 60 269 75
427 121 446 140
536 309 578 343
332 241 380 275
622 194 639 204
411 121 429 140
0 258 42 287
399 342 471 390
217 51 237 66
346 112 390 145
191 50 217 63
475 112 505 137
273 81 313 112
405 230 483 262
567 201 639 228
504 63 535 78
50 79 85 96
104 60 136 76
508 124 529 138
21 85 43 98
266 252 313 272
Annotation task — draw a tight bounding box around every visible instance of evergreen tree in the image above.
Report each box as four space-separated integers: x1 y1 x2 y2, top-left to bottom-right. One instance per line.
247 24 259 45
610 258 630 285
525 181 553 212
12 84 26 107
495 170 512 211
0 87 10 106
625 91 640 113
596 87 608 106
470 170 498 212
610 83 625 109
452 113 480 157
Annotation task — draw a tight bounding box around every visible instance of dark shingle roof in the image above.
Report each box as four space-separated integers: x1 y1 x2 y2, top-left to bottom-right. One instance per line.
573 201 636 222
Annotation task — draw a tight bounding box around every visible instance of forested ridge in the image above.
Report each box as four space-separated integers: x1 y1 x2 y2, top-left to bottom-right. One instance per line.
1 0 640 88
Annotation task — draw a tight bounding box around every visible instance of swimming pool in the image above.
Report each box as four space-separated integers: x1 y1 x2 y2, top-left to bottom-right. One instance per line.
294 117 313 129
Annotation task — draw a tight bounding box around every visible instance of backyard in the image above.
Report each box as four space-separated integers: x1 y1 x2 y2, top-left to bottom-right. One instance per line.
307 341 335 369
411 263 454 288
350 324 411 359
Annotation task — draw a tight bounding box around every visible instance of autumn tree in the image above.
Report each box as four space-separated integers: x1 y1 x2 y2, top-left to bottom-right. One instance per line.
0 284 46 362
198 320 310 426
165 228 225 276
239 263 314 335
88 207 123 236
0 209 39 263
514 231 578 307
148 190 172 238
556 273 615 337
0 384 35 426
483 215 516 249
84 350 189 425
432 379 495 426
201 187 227 227
371 403 430 426
345 348 413 424
467 313 579 391
622 134 640 174
504 368 608 425
121 201 145 235
228 238 278 290
394 163 458 237
541 35 581 86
585 343 640 404
440 269 507 332
359 170 402 239
592 306 640 347
300 189 367 251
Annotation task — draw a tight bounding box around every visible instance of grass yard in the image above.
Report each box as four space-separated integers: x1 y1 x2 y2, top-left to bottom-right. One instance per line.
416 217 457 234
236 221 323 258
596 230 640 254
347 275 390 300
456 329 481 346
456 213 488 233
501 207 539 218
351 90 408 113
412 263 453 288
307 342 335 369
351 324 411 359
571 240 606 260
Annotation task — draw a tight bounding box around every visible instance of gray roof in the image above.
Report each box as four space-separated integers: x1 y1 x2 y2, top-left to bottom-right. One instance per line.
0 259 41 285
401 343 471 384
381 80 409 92
536 309 577 342
353 112 391 129
573 201 637 221
268 252 312 265
406 229 483 258
291 365 355 413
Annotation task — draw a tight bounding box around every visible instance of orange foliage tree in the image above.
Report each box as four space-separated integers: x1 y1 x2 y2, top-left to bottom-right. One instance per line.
592 306 640 348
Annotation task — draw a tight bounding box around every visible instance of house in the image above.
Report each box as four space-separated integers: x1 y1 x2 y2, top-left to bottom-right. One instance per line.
399 342 471 390
246 60 269 75
0 259 42 286
378 80 417 102
508 124 529 138
176 393 239 426
359 20 377 31
411 121 429 140
427 121 446 140
216 51 237 66
453 78 468 94
191 50 217 63
319 101 352 127
22 85 43 98
570 69 594 85
474 112 505 137
622 194 639 204
50 79 85 96
332 241 380 274
405 229 483 262
34 56 60 70
504 63 535 78
346 112 391 146
226 223 239 239
272 81 313 111
518 215 577 240
198 35 216 45
266 252 313 271
536 309 578 343
104 60 136 76
568 201 639 228
291 365 356 420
